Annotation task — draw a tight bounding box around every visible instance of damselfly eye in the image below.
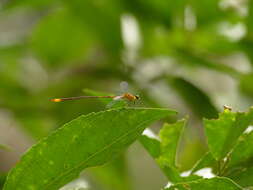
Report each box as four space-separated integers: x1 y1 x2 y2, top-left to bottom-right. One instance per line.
135 95 140 100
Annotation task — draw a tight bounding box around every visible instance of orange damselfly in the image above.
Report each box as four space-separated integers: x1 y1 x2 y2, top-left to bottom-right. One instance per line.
50 93 140 103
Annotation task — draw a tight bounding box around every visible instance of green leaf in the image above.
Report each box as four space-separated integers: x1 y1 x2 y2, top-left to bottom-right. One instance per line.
0 173 7 189
106 99 128 109
239 73 253 97
227 130 253 168
63 0 123 58
164 177 242 190
3 107 175 190
125 0 178 25
158 120 186 168
82 89 130 189
31 8 93 66
140 119 188 182
227 167 253 188
158 120 201 182
168 77 218 119
190 0 224 26
246 0 253 39
139 134 161 158
204 107 253 160
191 152 216 173
224 131 253 187
0 144 11 151
174 49 242 78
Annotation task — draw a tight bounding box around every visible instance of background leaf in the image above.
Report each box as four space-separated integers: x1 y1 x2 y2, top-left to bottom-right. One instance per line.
0 144 11 151
63 0 123 60
168 77 218 119
31 8 93 66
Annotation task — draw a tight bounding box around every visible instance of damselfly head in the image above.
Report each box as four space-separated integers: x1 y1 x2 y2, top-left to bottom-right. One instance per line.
134 95 140 100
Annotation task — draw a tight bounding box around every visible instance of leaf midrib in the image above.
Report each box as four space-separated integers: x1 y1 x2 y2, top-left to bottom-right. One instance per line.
43 118 155 189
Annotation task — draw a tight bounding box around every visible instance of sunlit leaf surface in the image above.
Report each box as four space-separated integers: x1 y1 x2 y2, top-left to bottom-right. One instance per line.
3 108 175 190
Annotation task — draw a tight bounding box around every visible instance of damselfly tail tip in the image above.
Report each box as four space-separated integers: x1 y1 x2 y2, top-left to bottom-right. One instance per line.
51 98 62 103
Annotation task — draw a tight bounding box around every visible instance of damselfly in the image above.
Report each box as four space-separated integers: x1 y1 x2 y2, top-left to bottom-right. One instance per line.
51 93 140 103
